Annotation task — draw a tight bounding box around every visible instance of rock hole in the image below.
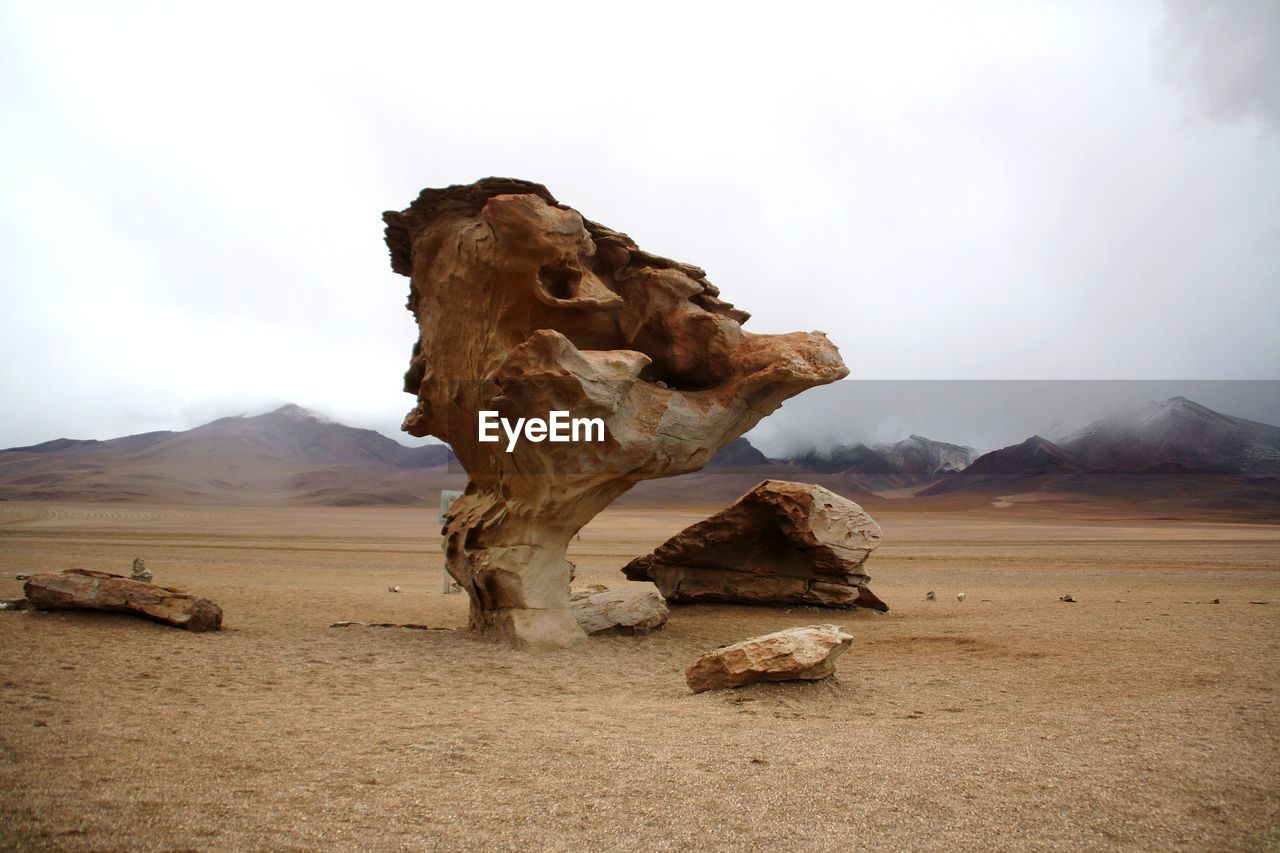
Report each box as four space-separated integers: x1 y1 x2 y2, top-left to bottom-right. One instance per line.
538 263 580 300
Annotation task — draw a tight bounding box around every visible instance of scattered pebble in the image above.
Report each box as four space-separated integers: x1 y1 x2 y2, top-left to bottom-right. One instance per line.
1211 598 1221 604
957 593 966 602
1060 594 1077 603
925 591 936 602
388 585 401 593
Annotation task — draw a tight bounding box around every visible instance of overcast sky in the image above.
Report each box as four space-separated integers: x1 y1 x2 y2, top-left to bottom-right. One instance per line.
1 1 1277 450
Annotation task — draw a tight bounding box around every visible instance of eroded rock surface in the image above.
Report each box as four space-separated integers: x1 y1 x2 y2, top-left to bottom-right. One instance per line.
685 624 854 692
622 480 887 610
571 585 669 635
24 569 222 632
384 179 848 648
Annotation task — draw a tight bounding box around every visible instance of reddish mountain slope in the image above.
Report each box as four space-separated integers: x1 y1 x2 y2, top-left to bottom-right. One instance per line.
0 405 458 505
919 436 1085 496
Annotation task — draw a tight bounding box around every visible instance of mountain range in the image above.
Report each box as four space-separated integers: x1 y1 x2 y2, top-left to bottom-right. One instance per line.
781 435 978 492
1 397 1276 519
0 404 459 506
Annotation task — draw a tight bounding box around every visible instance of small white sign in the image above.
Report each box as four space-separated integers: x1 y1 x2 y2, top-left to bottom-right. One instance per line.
438 489 462 525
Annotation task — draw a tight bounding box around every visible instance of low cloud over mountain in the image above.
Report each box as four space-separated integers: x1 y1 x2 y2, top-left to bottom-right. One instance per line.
1 397 1275 518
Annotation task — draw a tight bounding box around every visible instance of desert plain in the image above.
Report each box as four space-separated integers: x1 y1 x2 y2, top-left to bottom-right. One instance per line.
0 500 1277 850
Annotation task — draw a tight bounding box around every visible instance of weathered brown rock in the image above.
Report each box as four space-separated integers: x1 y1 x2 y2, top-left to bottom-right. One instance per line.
622 480 887 610
685 624 854 692
23 569 222 632
571 585 669 635
384 179 848 648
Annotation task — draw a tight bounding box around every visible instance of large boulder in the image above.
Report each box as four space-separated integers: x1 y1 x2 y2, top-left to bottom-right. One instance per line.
686 624 854 692
622 480 887 610
384 179 848 648
571 585 669 635
24 569 222 632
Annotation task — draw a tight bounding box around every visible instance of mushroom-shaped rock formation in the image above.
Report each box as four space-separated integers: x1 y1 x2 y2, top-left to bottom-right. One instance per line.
384 179 848 648
622 480 887 611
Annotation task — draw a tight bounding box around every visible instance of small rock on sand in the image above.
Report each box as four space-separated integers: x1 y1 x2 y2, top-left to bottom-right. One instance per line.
130 558 152 584
685 624 853 693
571 585 669 635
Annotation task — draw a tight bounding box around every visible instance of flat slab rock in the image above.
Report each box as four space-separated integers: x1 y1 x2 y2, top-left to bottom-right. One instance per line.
686 624 854 693
571 585 669 635
623 480 887 610
24 569 222 632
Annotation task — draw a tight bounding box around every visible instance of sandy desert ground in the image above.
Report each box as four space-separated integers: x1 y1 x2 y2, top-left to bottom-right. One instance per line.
0 501 1277 850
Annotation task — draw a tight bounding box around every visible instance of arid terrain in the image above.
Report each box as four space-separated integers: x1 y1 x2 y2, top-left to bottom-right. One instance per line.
1 501 1277 850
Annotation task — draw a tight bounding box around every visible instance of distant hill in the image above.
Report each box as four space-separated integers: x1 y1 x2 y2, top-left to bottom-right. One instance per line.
780 435 974 493
0 405 460 505
618 436 882 504
785 443 900 476
919 436 1085 496
876 435 977 475
764 397 1279 519
915 400 1280 518
1059 396 1280 477
2 397 1275 518
704 437 768 468
0 409 886 508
